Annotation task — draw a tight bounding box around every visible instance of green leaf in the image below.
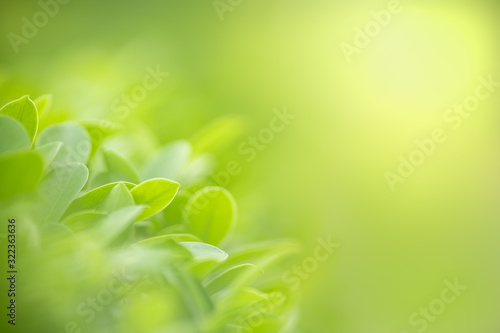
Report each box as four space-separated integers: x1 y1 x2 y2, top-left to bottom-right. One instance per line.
97 205 145 245
0 151 43 201
204 264 260 295
134 234 201 247
142 140 191 181
180 242 228 263
34 94 53 119
33 142 62 172
155 224 187 236
80 119 123 158
0 95 38 143
0 115 30 155
132 237 194 263
37 163 89 223
103 149 140 183
35 121 91 167
87 171 127 189
63 181 135 217
62 211 106 233
164 265 214 317
184 186 237 245
130 178 180 222
214 240 300 273
96 182 134 212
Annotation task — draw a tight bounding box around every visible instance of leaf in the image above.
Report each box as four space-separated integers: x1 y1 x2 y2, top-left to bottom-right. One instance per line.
62 211 106 233
214 240 300 273
134 234 201 247
132 237 194 263
80 119 123 158
103 149 140 183
142 140 191 181
33 142 62 172
96 182 135 212
87 171 128 189
97 205 145 245
204 264 260 295
35 121 91 167
37 163 89 223
34 94 53 119
0 151 43 201
181 241 230 279
155 224 187 236
130 178 180 222
0 115 30 155
184 186 237 245
63 181 135 217
180 242 228 263
0 95 38 143
164 265 214 317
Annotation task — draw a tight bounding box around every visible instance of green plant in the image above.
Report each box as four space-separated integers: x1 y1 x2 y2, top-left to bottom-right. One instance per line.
0 95 299 333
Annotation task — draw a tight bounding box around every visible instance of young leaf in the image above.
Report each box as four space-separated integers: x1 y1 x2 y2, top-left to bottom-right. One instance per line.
87 171 129 189
214 240 300 273
62 211 106 233
164 265 214 318
0 115 30 155
142 140 191 181
34 142 62 172
63 181 135 217
80 119 123 158
96 182 135 212
130 178 180 222
103 149 140 183
184 186 237 245
155 224 187 236
34 94 53 119
0 151 43 201
97 205 145 245
0 95 38 143
134 234 201 248
35 121 91 167
180 242 228 263
132 238 194 263
37 163 89 223
204 264 260 295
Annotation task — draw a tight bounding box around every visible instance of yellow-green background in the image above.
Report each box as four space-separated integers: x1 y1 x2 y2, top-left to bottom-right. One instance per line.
1 0 499 332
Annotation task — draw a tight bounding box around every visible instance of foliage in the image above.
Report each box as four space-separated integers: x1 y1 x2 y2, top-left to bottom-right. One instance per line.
0 96 299 333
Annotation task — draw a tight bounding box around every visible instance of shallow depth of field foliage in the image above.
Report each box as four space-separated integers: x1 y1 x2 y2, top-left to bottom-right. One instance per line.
0 95 299 332
2 1 500 332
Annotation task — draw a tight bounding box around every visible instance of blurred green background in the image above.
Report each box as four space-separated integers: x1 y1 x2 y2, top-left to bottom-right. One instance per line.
1 0 499 332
